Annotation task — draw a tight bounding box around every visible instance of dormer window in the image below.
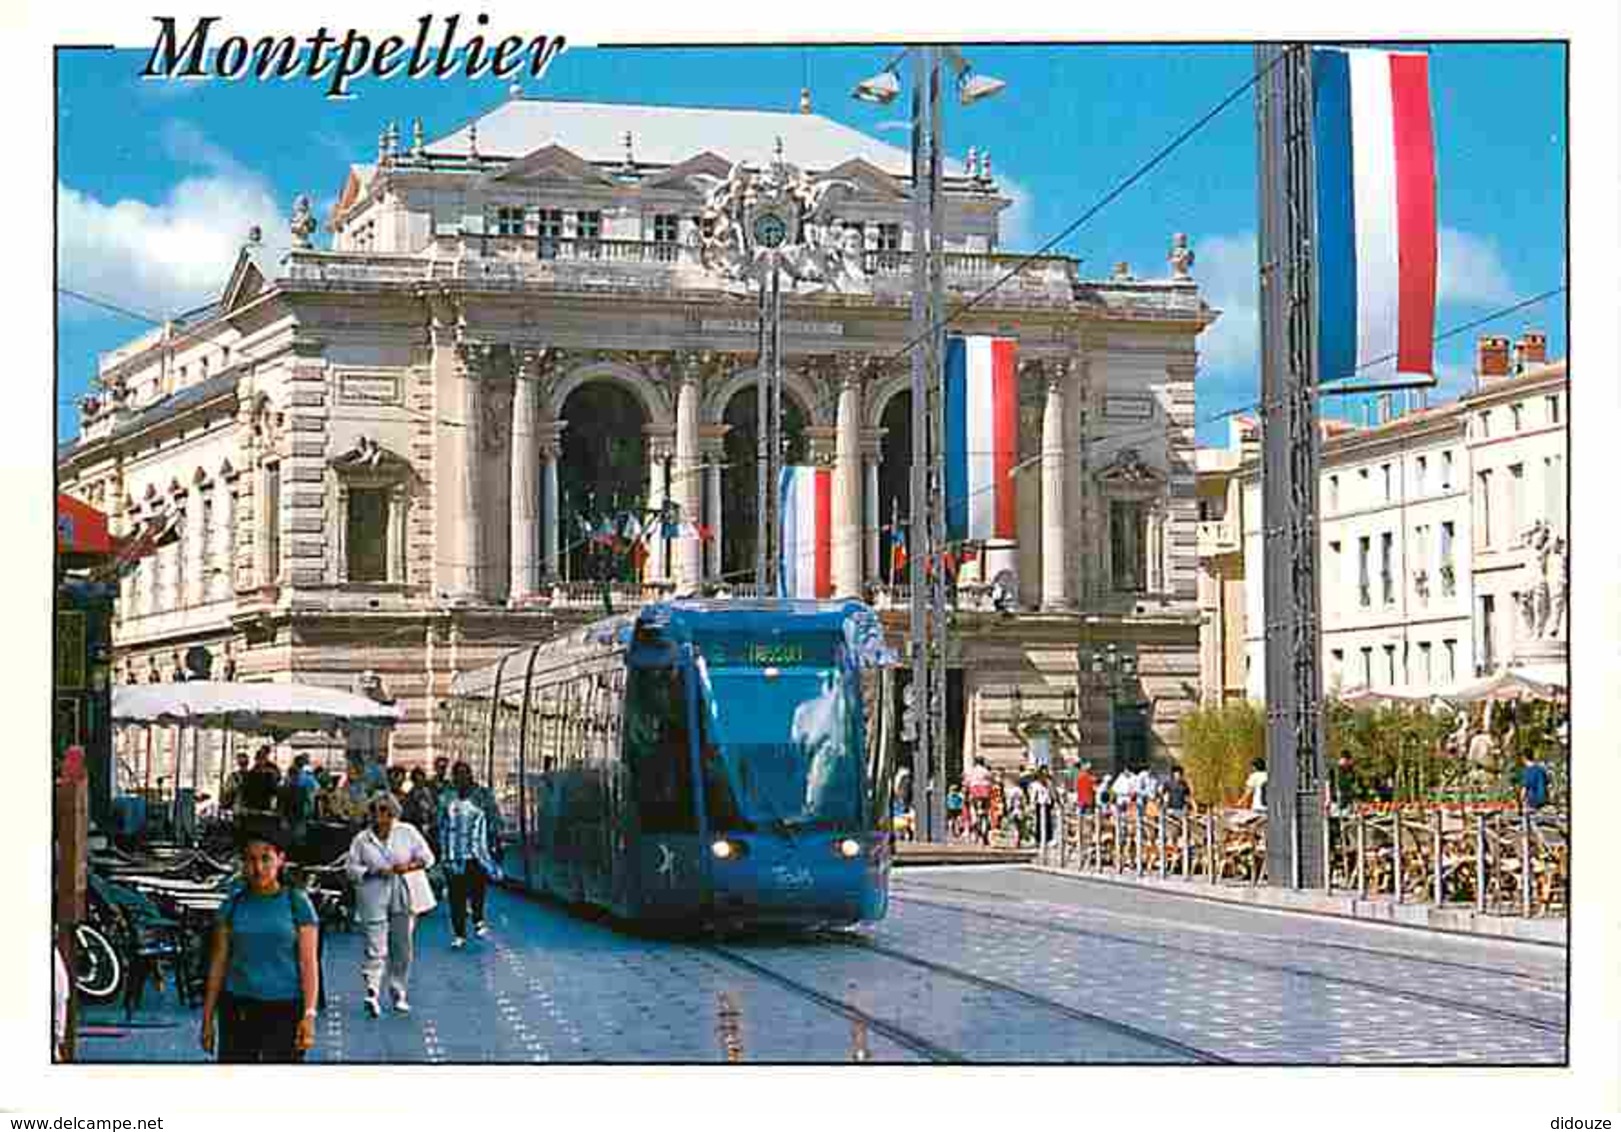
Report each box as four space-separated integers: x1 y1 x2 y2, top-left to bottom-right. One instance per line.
493 205 525 237
652 214 680 262
576 210 602 258
537 209 564 259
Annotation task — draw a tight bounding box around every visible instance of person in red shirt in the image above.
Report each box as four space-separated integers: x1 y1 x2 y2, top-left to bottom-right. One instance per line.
1074 762 1098 815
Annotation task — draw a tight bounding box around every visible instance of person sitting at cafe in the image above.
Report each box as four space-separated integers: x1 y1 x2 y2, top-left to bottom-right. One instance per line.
237 747 283 814
221 751 250 812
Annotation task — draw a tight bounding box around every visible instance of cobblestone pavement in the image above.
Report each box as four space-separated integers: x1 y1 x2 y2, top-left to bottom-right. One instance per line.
77 866 1566 1064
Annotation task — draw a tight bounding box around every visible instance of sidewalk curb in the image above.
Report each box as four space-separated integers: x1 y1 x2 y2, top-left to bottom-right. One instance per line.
1026 865 1568 947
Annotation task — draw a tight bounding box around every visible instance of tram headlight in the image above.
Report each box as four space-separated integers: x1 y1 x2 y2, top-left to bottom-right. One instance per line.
836 837 862 859
711 838 743 861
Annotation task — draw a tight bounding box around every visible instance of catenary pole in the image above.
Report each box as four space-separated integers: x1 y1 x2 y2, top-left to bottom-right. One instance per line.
1256 43 1326 887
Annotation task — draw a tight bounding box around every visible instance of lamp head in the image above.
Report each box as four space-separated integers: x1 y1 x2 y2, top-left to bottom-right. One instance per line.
958 71 1007 106
852 69 901 105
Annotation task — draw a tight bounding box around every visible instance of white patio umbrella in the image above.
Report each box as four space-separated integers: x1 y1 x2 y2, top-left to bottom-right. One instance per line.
1434 668 1564 706
112 681 403 734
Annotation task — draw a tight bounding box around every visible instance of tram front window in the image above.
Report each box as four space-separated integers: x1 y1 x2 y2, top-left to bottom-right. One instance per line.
698 662 862 833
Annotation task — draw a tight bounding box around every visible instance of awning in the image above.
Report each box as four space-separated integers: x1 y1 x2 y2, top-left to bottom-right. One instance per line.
1334 685 1431 707
56 492 113 556
112 681 403 735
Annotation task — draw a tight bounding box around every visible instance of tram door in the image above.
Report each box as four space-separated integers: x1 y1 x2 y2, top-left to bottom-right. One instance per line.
862 668 898 832
623 666 702 915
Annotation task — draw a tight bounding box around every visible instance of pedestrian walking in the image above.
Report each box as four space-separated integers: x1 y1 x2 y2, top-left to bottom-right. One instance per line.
945 783 965 840
439 761 505 863
1003 778 1027 846
440 775 503 948
1245 758 1268 813
966 758 993 845
402 766 439 851
1518 750 1551 813
199 817 320 1063
1074 762 1097 817
1166 764 1191 815
346 792 435 1017
1030 770 1054 845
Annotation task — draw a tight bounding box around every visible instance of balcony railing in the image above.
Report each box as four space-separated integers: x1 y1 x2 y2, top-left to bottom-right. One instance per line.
283 244 1080 303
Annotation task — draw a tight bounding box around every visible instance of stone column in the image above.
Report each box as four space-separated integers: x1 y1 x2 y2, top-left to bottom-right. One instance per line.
541 425 563 583
674 353 703 593
646 435 674 583
864 446 882 587
509 350 542 604
833 356 864 598
1148 507 1165 595
1041 361 1070 610
186 480 207 607
445 340 489 603
218 467 238 600
703 439 725 583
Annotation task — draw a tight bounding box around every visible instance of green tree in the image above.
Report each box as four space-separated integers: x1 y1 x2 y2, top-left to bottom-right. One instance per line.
1178 700 1264 807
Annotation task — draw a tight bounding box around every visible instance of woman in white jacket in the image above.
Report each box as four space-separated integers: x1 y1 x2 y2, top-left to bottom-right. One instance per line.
346 792 435 1017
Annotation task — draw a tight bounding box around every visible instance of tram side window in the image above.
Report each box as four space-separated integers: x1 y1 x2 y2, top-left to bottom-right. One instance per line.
625 667 698 834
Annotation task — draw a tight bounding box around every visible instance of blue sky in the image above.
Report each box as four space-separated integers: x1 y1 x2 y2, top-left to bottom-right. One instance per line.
55 42 1566 444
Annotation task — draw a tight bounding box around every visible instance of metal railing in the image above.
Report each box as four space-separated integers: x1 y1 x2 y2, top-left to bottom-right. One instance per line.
1041 804 1568 918
542 580 676 610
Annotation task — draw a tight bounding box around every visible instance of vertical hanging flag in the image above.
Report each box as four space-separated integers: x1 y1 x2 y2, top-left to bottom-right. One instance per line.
1312 47 1437 384
778 465 832 599
944 335 1019 542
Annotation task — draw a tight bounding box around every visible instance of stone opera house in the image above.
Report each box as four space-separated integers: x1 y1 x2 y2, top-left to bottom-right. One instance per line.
57 92 1217 780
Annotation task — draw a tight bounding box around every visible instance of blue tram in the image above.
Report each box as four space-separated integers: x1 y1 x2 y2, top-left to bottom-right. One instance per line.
441 600 900 928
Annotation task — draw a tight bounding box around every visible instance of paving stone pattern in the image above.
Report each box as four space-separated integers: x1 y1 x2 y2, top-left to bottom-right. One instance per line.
76 866 1566 1064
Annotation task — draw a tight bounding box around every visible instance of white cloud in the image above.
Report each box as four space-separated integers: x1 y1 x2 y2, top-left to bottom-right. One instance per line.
1190 231 1259 377
1189 226 1518 385
1437 226 1516 307
995 173 1037 253
58 125 288 321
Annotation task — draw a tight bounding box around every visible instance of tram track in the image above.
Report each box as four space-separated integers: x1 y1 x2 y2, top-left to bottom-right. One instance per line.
891 890 1563 1035
907 875 1562 986
903 876 1564 988
818 933 1231 1063
697 936 1226 1063
702 944 965 1062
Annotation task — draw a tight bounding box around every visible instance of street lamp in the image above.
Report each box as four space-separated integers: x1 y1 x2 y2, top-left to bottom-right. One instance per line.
853 46 1005 846
1082 643 1138 775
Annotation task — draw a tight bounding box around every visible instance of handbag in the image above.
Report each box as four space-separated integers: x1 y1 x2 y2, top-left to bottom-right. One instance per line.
403 867 437 916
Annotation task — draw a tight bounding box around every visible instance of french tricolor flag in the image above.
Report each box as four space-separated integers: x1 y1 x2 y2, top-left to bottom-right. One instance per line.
778 465 832 599
944 335 1018 542
1312 47 1437 384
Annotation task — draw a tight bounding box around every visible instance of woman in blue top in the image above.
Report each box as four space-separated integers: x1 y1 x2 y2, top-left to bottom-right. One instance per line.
199 818 320 1062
